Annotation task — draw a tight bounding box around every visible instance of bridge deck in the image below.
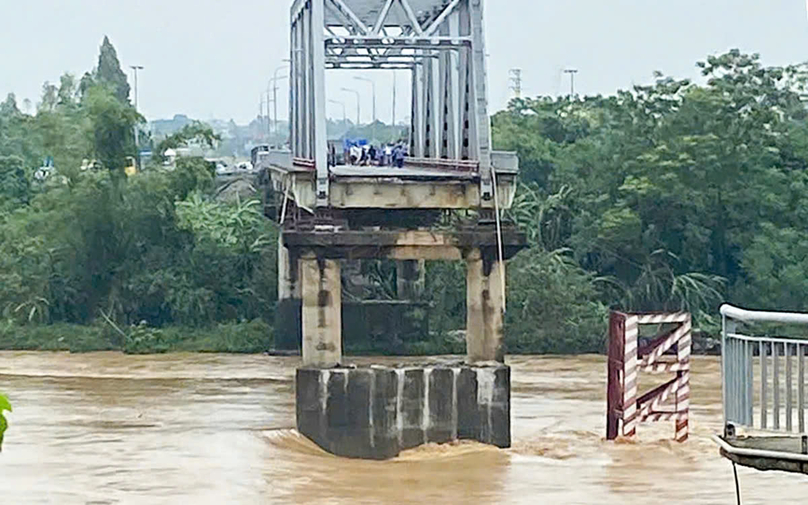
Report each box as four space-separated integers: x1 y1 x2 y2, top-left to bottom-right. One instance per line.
330 165 477 181
715 435 808 475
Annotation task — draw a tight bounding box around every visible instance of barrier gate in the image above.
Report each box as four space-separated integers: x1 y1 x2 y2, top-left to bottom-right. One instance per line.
606 311 691 442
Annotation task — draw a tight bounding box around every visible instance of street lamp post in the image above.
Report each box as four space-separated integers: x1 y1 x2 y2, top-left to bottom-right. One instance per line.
354 76 376 141
392 71 397 128
564 68 578 98
130 65 144 167
341 88 361 128
328 99 347 125
268 75 289 141
272 60 291 135
260 94 268 142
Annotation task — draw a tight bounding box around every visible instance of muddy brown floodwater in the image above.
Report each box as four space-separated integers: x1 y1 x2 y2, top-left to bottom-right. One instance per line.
0 352 806 504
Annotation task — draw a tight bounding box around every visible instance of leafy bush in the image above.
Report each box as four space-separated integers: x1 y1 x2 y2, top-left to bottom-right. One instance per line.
123 322 168 354
163 319 273 353
0 392 10 452
506 248 608 354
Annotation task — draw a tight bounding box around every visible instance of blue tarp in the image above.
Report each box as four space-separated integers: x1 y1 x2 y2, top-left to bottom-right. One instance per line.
342 138 368 150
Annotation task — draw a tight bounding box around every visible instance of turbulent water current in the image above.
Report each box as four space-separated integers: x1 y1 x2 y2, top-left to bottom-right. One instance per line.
0 352 806 504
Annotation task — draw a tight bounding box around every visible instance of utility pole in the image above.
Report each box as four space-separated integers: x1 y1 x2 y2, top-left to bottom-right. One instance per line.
509 68 522 99
564 68 578 98
130 65 144 167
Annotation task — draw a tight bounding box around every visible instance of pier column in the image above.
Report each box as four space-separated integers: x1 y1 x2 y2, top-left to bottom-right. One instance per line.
301 256 342 367
396 260 425 300
466 249 505 364
276 234 302 350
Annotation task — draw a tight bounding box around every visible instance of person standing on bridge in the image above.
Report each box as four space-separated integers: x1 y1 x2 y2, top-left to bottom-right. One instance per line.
350 144 361 165
368 145 377 167
392 144 405 168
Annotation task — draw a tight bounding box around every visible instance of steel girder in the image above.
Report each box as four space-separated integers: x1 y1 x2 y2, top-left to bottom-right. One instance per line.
289 0 494 208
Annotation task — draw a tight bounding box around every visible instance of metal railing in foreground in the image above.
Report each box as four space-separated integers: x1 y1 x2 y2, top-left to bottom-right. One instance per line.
721 304 808 433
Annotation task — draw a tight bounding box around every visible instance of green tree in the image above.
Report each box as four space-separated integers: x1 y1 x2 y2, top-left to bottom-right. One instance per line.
0 155 29 210
96 36 130 103
154 121 220 163
83 86 140 172
0 93 19 116
57 73 78 106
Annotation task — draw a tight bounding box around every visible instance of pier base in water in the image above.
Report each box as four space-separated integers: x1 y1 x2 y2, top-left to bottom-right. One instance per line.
296 364 510 460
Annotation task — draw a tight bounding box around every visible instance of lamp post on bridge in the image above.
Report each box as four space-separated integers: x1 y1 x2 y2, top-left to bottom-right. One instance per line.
328 99 347 126
354 76 376 142
272 60 291 137
268 75 289 142
341 87 361 129
260 94 268 142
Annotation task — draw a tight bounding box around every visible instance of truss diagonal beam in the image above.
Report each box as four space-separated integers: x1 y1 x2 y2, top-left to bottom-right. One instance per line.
399 0 425 35
424 0 461 36
327 0 369 34
371 0 396 35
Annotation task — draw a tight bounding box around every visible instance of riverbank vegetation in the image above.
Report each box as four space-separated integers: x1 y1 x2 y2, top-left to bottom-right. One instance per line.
1 39 807 354
494 50 808 352
0 37 276 354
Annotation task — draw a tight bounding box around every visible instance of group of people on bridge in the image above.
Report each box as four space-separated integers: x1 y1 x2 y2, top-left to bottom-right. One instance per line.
336 141 408 168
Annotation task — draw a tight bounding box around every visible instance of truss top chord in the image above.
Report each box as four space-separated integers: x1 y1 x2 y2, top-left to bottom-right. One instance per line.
318 0 460 30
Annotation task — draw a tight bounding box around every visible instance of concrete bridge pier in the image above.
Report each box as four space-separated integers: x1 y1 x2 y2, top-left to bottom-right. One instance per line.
290 229 525 459
466 249 506 364
275 234 302 351
396 260 425 300
300 256 341 367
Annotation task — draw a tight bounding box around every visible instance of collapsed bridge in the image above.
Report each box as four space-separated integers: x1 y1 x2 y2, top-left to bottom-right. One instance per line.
258 0 527 459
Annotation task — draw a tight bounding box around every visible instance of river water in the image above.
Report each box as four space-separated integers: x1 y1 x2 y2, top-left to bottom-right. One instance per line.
0 352 805 504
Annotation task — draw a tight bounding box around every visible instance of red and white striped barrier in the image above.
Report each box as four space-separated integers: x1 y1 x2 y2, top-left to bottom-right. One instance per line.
606 312 691 442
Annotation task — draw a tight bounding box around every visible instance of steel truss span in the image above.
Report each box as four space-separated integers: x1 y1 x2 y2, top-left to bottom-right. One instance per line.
289 0 493 208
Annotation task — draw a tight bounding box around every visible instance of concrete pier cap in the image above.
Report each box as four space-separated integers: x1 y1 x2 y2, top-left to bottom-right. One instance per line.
296 362 510 460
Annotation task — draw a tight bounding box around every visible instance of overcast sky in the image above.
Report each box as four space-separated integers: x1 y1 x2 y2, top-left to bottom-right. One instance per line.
2 0 807 124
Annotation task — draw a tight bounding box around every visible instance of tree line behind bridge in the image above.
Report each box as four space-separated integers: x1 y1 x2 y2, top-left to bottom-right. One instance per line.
0 42 805 354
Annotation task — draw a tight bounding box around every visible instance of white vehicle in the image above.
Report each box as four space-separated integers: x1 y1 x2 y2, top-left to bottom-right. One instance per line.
34 166 55 181
236 161 253 173
215 163 235 176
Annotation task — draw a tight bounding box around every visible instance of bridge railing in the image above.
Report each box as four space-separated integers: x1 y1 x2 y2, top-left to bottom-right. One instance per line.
721 304 808 433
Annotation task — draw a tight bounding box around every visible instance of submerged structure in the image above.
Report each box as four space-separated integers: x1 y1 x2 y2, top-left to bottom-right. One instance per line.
606 311 691 443
260 0 527 459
